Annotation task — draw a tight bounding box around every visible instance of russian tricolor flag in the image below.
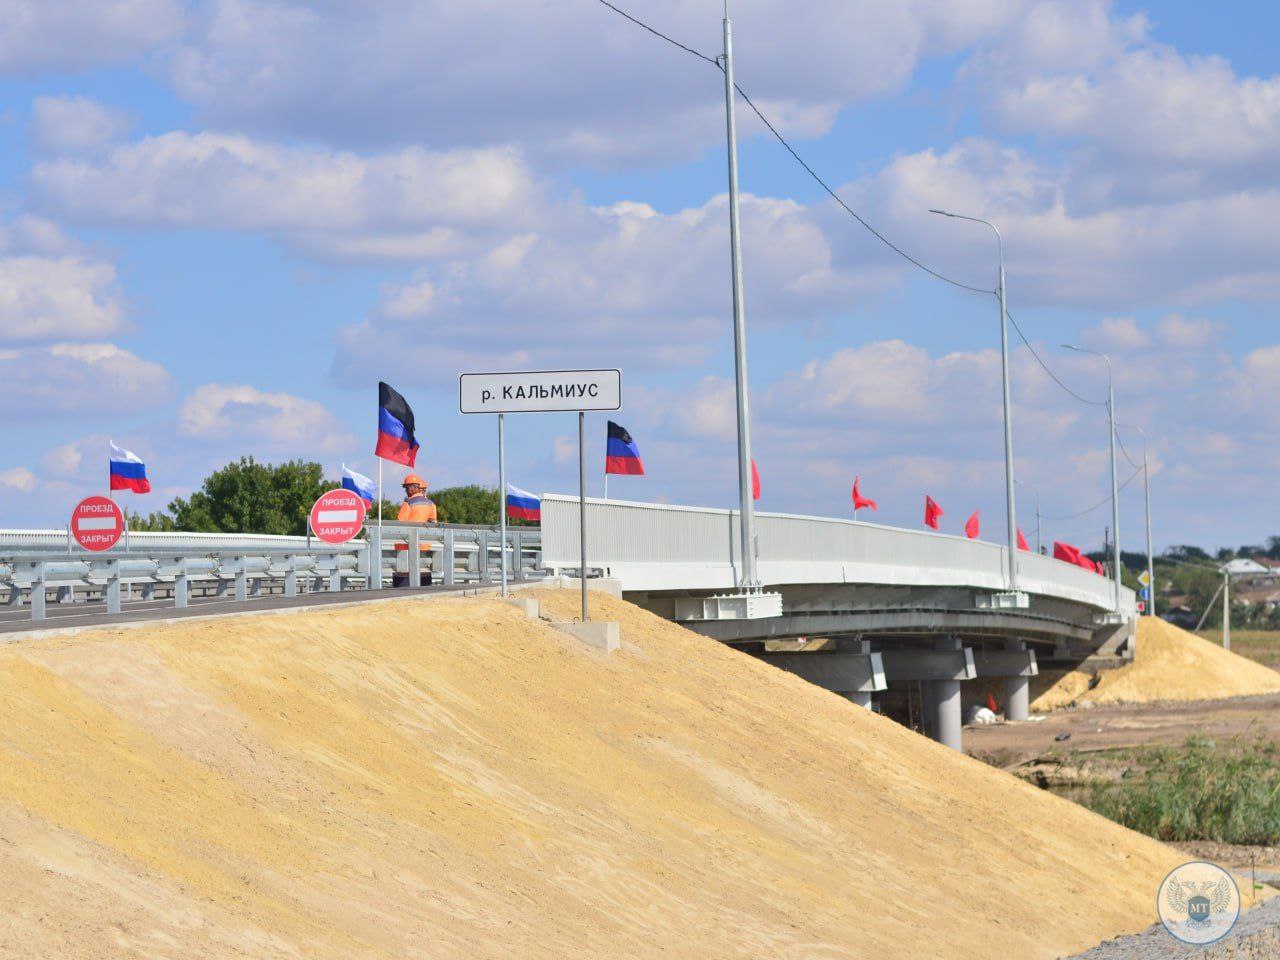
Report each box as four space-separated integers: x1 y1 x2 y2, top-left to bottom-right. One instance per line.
375 381 419 467
341 463 376 508
605 420 644 475
109 442 151 494
506 484 541 523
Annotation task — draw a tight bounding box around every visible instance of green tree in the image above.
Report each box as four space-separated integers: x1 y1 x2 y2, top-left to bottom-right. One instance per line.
132 457 329 536
432 485 500 525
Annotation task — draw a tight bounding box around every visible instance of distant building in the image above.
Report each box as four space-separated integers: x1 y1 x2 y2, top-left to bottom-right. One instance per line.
1225 558 1268 578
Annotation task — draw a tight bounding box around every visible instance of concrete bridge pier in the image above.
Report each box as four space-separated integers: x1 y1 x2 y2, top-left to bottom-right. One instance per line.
1004 640 1030 722
930 638 964 751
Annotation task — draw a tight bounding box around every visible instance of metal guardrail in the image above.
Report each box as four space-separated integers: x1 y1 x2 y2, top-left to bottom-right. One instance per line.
1 522 545 623
540 495 1135 613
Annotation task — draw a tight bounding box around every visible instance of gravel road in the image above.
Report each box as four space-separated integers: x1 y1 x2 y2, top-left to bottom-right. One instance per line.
1066 897 1280 959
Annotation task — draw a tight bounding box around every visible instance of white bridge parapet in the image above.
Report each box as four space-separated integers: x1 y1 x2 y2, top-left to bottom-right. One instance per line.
540 495 1134 615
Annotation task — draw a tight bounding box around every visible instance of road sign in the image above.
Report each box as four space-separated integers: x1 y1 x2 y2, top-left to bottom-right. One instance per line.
1138 569 1151 587
459 369 621 414
309 488 366 544
1139 587 1150 601
1137 600 1147 613
70 496 125 552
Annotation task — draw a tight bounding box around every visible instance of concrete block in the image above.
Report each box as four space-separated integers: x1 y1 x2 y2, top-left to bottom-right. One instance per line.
504 596 540 619
558 577 623 598
554 620 620 652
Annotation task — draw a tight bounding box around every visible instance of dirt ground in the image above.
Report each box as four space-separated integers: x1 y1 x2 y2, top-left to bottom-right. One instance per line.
968 692 1280 765
0 587 1210 960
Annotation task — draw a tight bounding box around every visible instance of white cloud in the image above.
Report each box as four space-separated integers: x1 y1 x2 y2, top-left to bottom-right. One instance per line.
0 468 36 492
30 133 541 260
0 255 126 342
974 0 1280 204
30 96 132 154
0 343 169 415
334 192 874 383
0 0 182 75
176 383 354 455
164 0 1026 165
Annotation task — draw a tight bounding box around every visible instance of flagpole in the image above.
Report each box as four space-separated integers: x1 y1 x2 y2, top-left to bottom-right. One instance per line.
498 412 508 598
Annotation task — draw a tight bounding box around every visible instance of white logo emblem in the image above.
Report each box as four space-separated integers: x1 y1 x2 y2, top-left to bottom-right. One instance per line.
1157 861 1240 945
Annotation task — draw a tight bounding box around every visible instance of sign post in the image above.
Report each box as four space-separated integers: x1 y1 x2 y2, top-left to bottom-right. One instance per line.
460 369 622 619
70 496 125 552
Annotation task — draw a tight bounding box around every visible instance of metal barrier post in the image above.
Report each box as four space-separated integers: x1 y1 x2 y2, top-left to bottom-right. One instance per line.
408 527 421 588
479 529 491 583
443 529 456 586
57 585 74 604
142 582 155 601
368 526 383 590
175 558 189 609
249 576 262 597
328 557 341 592
106 561 122 614
513 530 523 581
284 556 297 597
30 563 46 621
234 557 247 602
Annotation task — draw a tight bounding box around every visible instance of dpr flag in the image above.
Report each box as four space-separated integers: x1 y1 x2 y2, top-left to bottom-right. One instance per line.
375 381 419 466
109 442 151 494
605 421 645 475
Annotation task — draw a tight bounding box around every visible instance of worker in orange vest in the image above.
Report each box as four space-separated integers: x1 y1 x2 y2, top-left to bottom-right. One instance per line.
397 474 437 522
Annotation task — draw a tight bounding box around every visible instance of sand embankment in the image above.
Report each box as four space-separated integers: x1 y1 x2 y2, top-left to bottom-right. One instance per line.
0 589 1193 959
1033 616 1280 711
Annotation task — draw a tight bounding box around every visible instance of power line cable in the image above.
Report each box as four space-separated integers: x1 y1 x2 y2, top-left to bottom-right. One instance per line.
1041 464 1143 520
1004 309 1107 407
593 0 992 295
594 0 721 67
1114 426 1143 470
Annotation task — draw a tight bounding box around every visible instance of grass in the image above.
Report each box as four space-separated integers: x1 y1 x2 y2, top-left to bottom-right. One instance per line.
1085 736 1280 845
1198 629 1280 671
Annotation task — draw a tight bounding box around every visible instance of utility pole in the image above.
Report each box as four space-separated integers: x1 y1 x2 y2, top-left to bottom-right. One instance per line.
930 209 1018 594
721 0 757 590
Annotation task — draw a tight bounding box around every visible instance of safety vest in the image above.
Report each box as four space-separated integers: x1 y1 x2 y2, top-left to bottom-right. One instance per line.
397 495 437 523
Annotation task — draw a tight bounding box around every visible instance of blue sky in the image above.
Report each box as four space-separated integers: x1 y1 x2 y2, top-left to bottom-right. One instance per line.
1 0 1277 555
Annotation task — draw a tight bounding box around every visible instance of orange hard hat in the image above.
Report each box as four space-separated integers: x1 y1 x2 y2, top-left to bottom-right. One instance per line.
402 474 425 487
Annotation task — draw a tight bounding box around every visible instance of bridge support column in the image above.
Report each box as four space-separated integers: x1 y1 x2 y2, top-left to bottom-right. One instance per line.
1004 640 1030 721
930 638 963 751
841 691 873 709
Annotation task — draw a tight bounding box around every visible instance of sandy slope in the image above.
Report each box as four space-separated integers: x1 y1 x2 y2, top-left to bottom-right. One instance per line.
1033 616 1280 711
0 589 1191 959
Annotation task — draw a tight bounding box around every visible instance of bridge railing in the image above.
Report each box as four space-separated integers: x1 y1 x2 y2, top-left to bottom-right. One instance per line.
1 523 546 623
540 495 1132 612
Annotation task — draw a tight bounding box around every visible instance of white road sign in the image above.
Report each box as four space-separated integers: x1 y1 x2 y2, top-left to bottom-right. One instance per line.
459 369 621 414
1138 569 1151 587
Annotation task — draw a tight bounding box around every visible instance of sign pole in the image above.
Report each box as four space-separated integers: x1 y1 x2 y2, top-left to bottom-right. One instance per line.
498 412 508 597
579 410 588 622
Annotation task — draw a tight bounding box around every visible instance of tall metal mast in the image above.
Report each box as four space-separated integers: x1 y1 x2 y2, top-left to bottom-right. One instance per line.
722 0 757 589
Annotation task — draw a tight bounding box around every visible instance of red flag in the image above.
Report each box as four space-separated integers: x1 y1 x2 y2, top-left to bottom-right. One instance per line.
964 511 980 540
986 692 999 714
1017 528 1030 551
751 459 760 500
924 496 943 530
852 476 877 512
1053 541 1082 564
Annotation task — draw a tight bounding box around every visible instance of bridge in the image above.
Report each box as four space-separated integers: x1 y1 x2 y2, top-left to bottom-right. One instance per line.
538 495 1136 749
1 495 1134 751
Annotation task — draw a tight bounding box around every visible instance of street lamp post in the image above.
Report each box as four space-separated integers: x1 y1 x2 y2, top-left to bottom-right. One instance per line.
721 0 757 590
1117 422 1155 616
930 209 1018 593
1064 345 1122 613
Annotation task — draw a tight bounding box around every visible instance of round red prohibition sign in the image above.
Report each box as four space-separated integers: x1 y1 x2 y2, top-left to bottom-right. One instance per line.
309 488 367 544
70 495 125 552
